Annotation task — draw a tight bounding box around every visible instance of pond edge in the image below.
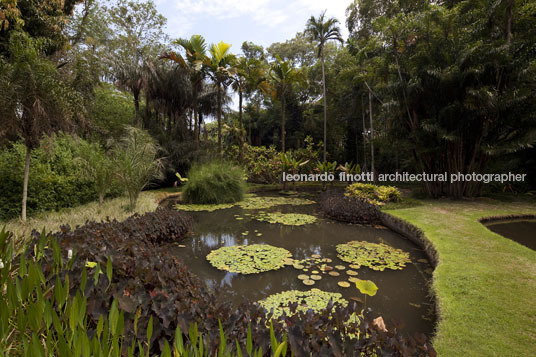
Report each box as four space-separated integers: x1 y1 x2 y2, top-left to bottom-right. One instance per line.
478 213 536 225
379 211 439 337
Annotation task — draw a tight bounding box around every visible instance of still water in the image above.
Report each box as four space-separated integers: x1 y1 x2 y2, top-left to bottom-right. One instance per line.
486 220 536 250
162 194 436 336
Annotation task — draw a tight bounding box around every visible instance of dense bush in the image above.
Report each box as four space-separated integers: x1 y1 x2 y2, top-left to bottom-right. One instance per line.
182 161 246 204
345 183 401 206
0 134 121 220
321 190 383 224
225 136 320 184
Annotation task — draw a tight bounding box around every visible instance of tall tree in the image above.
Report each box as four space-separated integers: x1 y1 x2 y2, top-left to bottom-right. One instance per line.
161 34 208 150
0 32 81 220
268 56 303 152
306 10 343 161
206 41 235 157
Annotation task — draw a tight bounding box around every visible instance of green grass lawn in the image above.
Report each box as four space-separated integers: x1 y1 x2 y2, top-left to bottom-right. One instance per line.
385 198 536 356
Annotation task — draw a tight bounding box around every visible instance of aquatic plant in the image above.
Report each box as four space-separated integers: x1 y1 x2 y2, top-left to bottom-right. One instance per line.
258 289 348 320
354 279 378 297
206 244 292 274
175 202 236 212
254 212 317 226
237 195 315 209
336 241 411 271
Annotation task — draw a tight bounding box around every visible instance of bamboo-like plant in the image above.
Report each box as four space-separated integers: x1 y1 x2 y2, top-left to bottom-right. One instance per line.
113 126 163 211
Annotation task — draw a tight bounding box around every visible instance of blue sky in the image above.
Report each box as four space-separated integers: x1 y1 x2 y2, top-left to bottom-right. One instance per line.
153 0 351 53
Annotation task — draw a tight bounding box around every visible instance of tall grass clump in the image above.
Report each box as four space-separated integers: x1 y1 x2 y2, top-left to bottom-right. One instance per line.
182 161 246 204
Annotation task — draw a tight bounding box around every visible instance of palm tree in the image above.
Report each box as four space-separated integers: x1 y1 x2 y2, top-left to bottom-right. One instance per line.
206 41 235 157
231 56 269 160
306 10 343 161
268 56 302 153
161 35 208 149
0 32 78 221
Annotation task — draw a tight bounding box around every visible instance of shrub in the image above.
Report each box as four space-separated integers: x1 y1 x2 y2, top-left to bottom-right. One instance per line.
113 126 163 211
345 183 401 206
182 161 246 204
321 190 382 224
0 134 121 220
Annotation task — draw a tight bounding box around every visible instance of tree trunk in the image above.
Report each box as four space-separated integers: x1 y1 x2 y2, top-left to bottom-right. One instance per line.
281 96 286 153
321 48 328 162
217 85 223 157
368 89 375 182
21 146 31 222
361 95 367 172
238 89 244 162
505 0 514 46
193 102 199 151
134 92 140 127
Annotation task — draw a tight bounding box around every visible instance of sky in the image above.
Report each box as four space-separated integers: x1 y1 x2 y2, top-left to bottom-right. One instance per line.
153 0 352 53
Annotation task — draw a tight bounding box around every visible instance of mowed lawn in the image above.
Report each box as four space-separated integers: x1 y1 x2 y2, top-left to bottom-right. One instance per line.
385 198 536 356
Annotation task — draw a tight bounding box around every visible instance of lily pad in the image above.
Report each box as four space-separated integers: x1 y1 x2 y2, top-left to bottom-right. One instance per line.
310 275 322 280
338 281 351 288
297 274 309 280
312 270 319 274
335 265 346 270
175 202 235 212
329 271 340 277
206 244 292 274
348 277 359 283
254 212 317 226
346 270 358 276
258 289 348 319
354 279 378 297
336 241 411 271
238 195 315 210
303 279 315 286
349 264 361 269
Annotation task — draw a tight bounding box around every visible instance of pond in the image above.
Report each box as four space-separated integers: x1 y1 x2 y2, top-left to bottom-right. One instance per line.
161 193 436 336
486 219 536 250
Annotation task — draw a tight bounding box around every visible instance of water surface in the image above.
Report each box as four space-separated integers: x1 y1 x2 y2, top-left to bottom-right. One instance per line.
486 220 536 250
163 194 436 336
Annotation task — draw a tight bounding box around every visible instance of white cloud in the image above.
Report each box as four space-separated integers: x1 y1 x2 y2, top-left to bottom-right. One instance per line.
157 0 351 40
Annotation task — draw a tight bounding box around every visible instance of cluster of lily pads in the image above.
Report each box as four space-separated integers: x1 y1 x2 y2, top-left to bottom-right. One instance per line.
253 212 317 226
175 194 315 212
258 289 349 320
291 254 361 287
206 244 293 274
336 241 411 271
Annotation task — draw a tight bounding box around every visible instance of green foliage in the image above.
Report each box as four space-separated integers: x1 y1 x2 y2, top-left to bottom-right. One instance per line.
258 289 348 320
113 126 163 211
354 279 378 297
336 241 411 271
175 194 315 212
182 161 246 204
254 212 317 226
89 84 136 141
76 140 117 205
206 244 292 274
345 183 401 206
0 135 112 220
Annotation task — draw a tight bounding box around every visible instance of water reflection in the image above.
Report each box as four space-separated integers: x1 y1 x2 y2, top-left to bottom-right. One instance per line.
166 194 436 336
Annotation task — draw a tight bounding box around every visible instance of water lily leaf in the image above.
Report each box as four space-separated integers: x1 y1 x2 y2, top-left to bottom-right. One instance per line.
335 265 346 270
328 271 340 277
338 281 350 288
303 280 315 286
297 274 309 280
312 270 319 274
354 279 378 297
310 275 322 280
346 270 358 276
348 277 359 283
206 244 292 274
336 241 411 271
237 195 315 210
258 289 347 319
254 212 317 226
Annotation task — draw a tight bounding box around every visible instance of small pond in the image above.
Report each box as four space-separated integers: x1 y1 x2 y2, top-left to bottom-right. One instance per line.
486 219 536 250
161 193 436 336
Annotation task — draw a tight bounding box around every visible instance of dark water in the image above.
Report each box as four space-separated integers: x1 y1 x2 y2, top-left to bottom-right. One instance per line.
162 194 436 336
486 220 536 250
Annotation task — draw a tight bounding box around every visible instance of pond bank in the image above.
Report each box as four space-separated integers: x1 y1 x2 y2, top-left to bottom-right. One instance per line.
385 199 536 356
